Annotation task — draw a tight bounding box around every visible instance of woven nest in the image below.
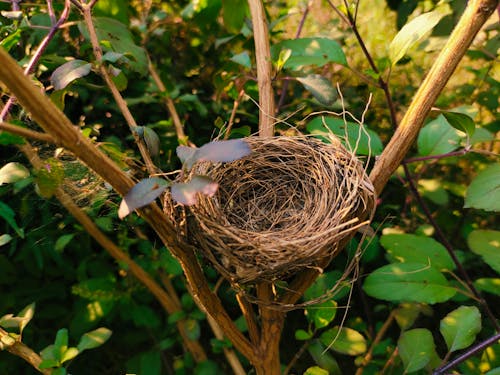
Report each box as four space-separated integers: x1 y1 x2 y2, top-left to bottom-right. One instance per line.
166 136 375 284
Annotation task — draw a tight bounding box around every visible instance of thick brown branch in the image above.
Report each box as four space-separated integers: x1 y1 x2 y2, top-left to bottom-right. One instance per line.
248 0 275 137
369 0 499 194
0 46 255 363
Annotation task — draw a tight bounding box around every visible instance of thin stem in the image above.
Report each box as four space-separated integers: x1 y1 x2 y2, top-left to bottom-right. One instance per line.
248 0 275 137
283 339 310 375
79 2 157 175
433 333 500 375
276 1 312 113
0 121 55 143
404 148 469 163
224 90 245 140
402 163 500 332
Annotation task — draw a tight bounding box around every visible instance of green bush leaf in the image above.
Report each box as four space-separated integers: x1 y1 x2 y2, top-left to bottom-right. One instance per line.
389 8 449 66
295 329 313 340
306 300 337 330
417 115 462 156
418 179 449 205
271 37 347 70
465 164 500 212
0 162 30 185
230 51 251 68
474 278 500 296
306 116 383 156
221 0 248 33
307 340 341 373
467 230 500 273
55 234 75 253
296 75 337 106
440 306 481 353
441 111 475 139
363 263 456 303
320 326 367 355
118 177 170 219
398 328 436 372
0 201 24 238
77 327 112 352
304 366 329 375
60 347 79 364
381 233 455 270
184 318 201 341
50 60 92 90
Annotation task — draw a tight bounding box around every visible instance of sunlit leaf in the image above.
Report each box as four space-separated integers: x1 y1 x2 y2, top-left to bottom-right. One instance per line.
0 234 12 246
389 8 449 66
417 115 463 156
474 278 500 296
54 328 69 361
60 347 79 364
118 178 170 219
296 75 337 106
51 60 92 90
304 366 329 375
363 263 456 303
171 175 218 205
271 37 347 70
467 230 500 273
465 164 500 212
381 233 455 270
17 302 36 334
306 300 337 330
320 326 367 355
306 116 383 155
418 179 449 206
441 111 475 139
0 162 30 185
398 328 436 372
440 306 481 353
77 327 112 352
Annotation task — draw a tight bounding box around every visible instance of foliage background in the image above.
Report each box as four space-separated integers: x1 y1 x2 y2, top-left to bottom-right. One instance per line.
0 0 499 374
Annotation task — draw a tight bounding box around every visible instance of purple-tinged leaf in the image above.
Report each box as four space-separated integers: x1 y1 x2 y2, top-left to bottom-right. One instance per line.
51 60 92 90
143 127 160 157
176 145 197 165
196 139 251 164
118 178 169 219
171 175 218 206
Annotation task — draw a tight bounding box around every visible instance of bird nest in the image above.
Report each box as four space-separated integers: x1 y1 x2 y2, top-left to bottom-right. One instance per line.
166 136 375 284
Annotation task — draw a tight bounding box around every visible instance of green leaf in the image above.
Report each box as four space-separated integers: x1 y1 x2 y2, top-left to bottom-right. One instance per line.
50 60 92 90
230 51 251 69
296 75 337 106
398 328 436 372
306 300 337 330
467 230 500 273
77 327 112 352
304 366 329 375
389 8 449 66
35 158 65 198
60 347 79 364
0 162 30 185
295 329 313 340
307 340 341 373
417 115 462 156
440 306 481 353
394 303 432 330
441 111 475 139
184 318 201 341
141 127 160 157
79 17 148 75
0 201 24 238
363 263 456 303
418 179 449 205
52 368 67 375
381 233 455 270
271 38 347 70
55 234 75 253
221 0 248 33
17 302 36 334
54 328 69 361
474 278 500 296
320 326 367 355
171 175 218 206
0 234 12 246
0 29 23 52
465 164 500 212
118 177 170 219
306 116 383 156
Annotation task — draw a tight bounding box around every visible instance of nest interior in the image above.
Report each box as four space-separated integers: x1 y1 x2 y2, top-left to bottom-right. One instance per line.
169 136 376 284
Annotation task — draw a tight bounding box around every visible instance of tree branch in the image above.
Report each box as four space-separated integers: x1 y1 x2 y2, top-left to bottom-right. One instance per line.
248 0 275 137
0 122 55 143
369 0 499 194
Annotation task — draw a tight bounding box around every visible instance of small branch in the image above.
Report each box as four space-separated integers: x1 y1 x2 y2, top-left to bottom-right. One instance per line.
236 293 260 345
0 0 71 121
224 90 245 140
404 148 469 163
248 0 275 137
0 121 55 143
276 1 312 113
433 332 500 375
402 163 500 332
370 0 499 195
148 60 189 144
79 2 157 175
0 327 50 375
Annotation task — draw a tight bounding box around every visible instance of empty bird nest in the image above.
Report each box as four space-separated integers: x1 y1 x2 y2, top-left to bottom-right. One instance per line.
165 135 376 284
